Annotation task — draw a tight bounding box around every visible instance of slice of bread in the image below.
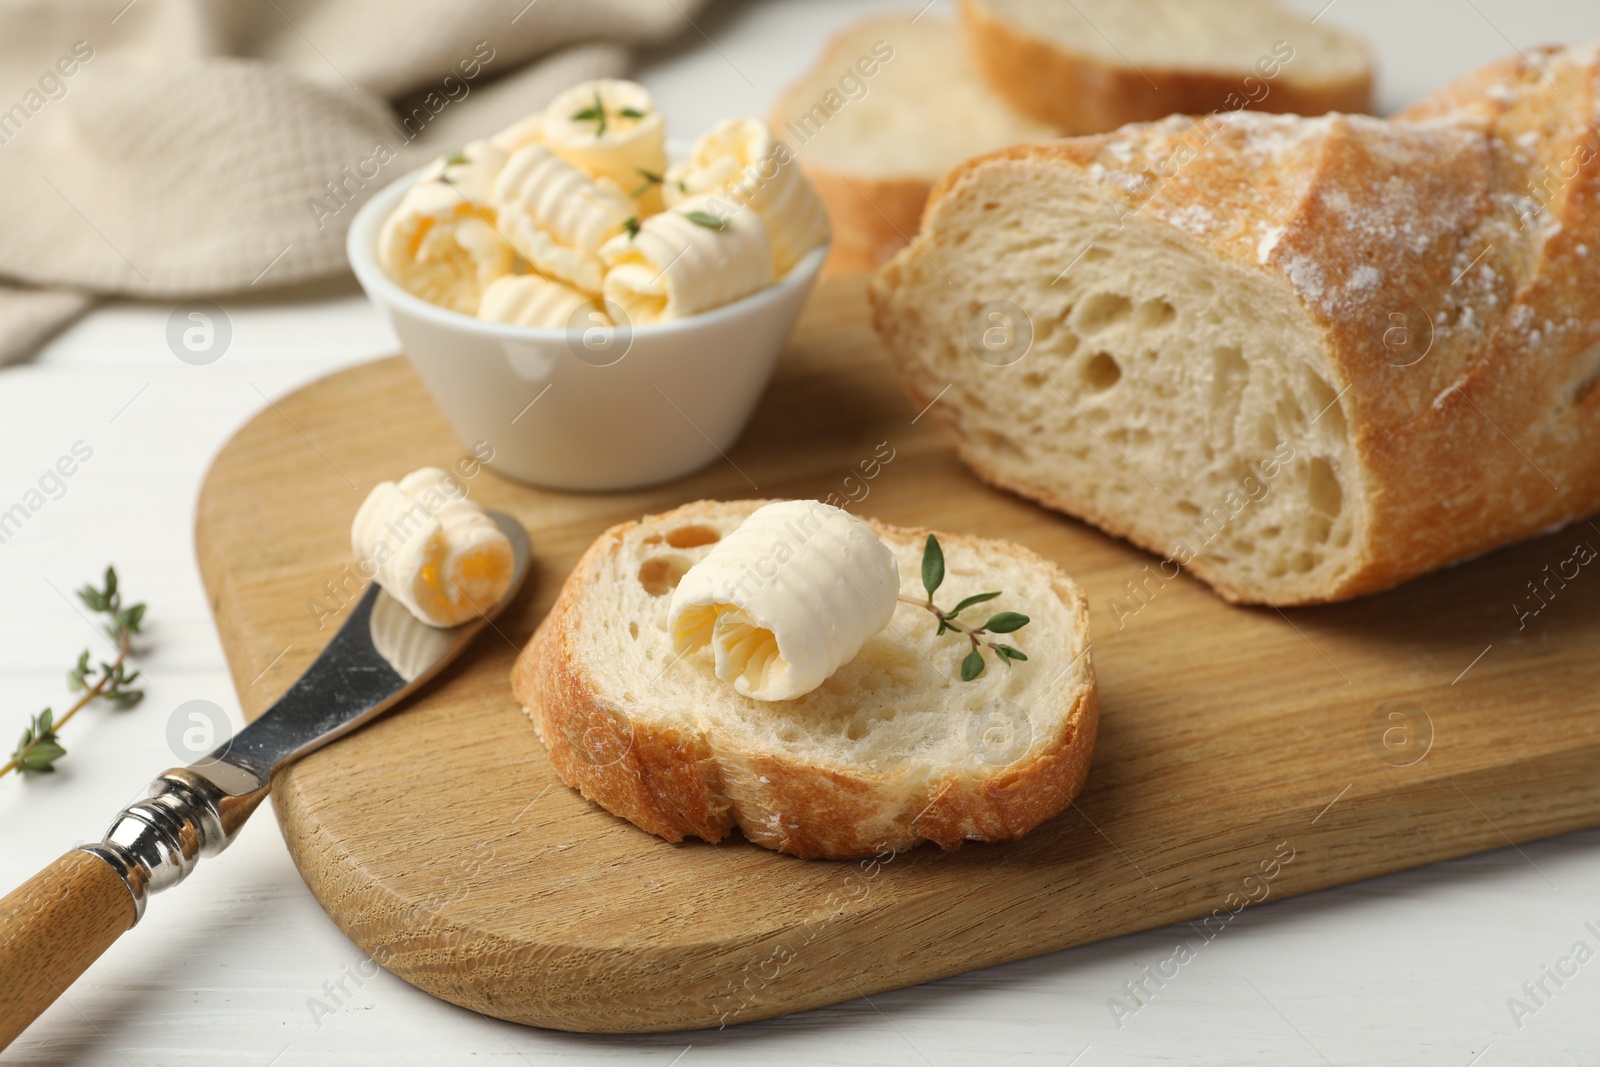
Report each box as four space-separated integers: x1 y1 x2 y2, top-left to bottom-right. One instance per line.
769 14 1058 276
511 499 1097 860
960 0 1374 134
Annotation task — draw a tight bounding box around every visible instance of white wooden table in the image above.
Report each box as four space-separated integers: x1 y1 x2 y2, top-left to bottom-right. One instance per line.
4 2 1599 1063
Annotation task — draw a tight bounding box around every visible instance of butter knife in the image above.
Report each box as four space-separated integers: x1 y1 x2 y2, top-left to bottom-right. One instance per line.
0 511 530 1048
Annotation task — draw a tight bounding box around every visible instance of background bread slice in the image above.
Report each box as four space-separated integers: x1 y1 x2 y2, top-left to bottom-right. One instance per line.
512 499 1097 860
960 0 1374 134
870 43 1600 607
769 13 1058 275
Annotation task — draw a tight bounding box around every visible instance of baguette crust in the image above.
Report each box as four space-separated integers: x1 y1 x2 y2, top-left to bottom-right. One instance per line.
871 43 1600 605
959 0 1374 135
512 502 1098 860
798 167 934 276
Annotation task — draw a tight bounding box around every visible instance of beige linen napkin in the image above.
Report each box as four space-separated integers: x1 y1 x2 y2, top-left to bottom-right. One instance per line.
0 0 711 363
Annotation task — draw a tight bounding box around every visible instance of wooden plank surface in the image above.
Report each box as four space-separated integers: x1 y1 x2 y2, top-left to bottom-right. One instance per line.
194 276 1600 1034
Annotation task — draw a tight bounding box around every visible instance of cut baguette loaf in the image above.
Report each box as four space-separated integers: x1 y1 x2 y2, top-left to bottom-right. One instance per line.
769 14 1058 275
511 500 1097 860
870 43 1600 606
960 0 1374 134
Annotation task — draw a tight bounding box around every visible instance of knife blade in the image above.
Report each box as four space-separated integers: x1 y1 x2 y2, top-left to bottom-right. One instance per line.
216 510 529 781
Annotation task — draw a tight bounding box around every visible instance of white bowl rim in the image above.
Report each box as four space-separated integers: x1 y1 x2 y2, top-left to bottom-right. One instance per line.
347 164 829 343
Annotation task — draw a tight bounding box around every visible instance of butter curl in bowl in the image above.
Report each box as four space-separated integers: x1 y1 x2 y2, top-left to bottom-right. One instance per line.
349 79 830 491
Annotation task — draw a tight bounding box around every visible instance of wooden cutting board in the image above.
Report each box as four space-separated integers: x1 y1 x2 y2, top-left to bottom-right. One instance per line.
196 277 1600 1034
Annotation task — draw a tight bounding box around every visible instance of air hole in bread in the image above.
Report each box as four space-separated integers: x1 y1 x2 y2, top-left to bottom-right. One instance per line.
1075 292 1133 335
1261 525 1282 539
1177 501 1201 518
1220 459 1252 490
1106 426 1152 447
1252 417 1280 453
1137 299 1177 329
1209 345 1248 440
1304 371 1346 436
1082 352 1122 393
664 524 721 549
628 621 640 639
638 554 692 596
1084 246 1113 263
1055 329 1082 359
1307 457 1343 518
980 429 1026 458
1275 396 1306 435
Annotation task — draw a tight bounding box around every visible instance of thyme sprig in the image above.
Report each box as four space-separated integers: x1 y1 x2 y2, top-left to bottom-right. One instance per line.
570 89 609 136
633 168 664 198
899 535 1029 681
683 210 728 230
3 567 146 778
570 91 645 139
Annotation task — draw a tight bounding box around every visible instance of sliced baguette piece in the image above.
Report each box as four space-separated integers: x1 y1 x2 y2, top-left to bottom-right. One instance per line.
960 0 1374 134
869 43 1600 607
511 499 1097 860
769 13 1058 275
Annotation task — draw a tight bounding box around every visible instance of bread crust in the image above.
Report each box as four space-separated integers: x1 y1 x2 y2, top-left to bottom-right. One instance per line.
511 502 1098 860
871 44 1600 606
958 0 1374 134
799 167 933 276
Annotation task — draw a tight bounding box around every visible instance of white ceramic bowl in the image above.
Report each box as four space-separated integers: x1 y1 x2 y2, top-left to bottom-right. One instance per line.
348 168 826 491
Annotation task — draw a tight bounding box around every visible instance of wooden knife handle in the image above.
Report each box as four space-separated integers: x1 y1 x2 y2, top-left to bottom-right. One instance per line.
0 849 136 1049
